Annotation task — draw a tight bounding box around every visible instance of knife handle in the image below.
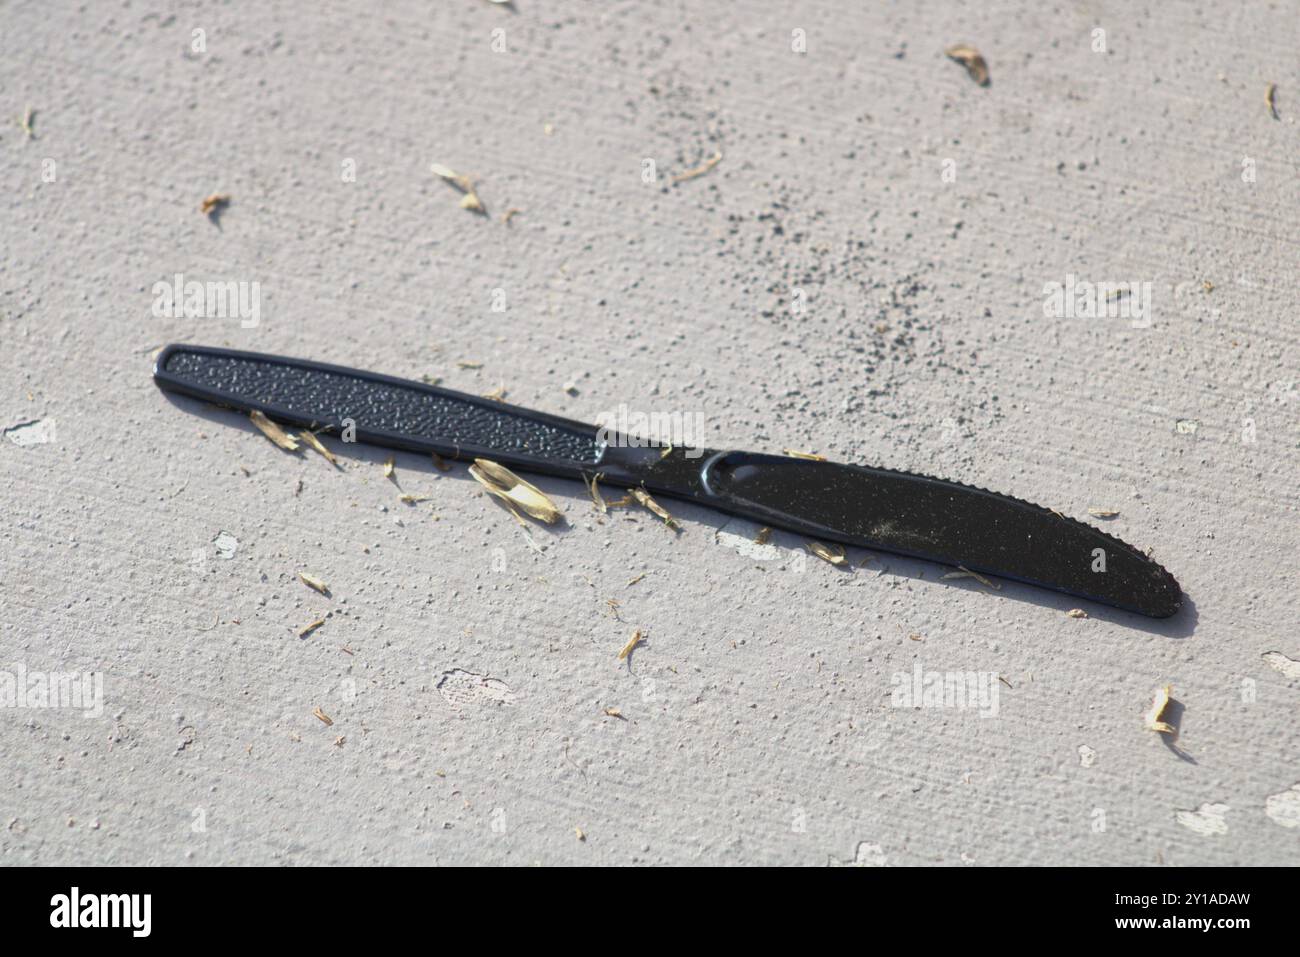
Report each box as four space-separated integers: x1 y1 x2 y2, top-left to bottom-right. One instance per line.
153 344 605 475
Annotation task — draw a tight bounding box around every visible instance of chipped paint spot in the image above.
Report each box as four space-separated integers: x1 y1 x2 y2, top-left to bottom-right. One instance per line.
3 418 56 446
1261 651 1300 680
829 841 887 867
1175 802 1229 836
436 668 516 710
714 517 780 561
1264 784 1300 829
1078 745 1097 768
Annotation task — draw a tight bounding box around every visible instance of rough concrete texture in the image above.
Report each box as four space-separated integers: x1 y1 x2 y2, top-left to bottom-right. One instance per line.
2 1 1297 866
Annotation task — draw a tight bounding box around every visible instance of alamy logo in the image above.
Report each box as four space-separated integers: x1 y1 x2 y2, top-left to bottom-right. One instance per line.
152 273 260 328
50 887 151 937
0 663 103 718
889 663 1000 717
1042 273 1151 328
594 403 706 458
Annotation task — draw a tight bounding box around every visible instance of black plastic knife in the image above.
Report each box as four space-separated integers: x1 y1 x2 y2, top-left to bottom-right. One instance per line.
153 344 1182 618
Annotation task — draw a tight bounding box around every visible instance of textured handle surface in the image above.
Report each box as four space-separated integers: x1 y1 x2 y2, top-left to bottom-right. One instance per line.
154 344 603 471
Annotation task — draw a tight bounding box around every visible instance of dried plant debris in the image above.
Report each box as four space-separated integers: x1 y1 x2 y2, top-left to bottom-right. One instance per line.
1266 82 1279 119
399 494 431 504
469 458 563 524
312 707 334 727
249 410 299 451
631 487 680 530
19 105 35 139
200 193 230 217
299 430 339 467
431 452 453 472
584 473 608 514
299 619 325 638
754 526 773 546
942 565 1000 589
501 207 522 225
618 629 644 661
299 572 331 596
457 360 483 369
1144 684 1175 734
574 826 586 842
1066 608 1089 619
1087 508 1119 519
671 150 722 184
602 707 625 720
383 455 395 480
945 44 989 86
430 162 487 215
626 573 646 587
482 384 507 402
806 541 848 566
782 449 826 461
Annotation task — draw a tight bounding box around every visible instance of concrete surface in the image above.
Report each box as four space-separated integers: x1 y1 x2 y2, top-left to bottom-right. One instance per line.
2 0 1298 866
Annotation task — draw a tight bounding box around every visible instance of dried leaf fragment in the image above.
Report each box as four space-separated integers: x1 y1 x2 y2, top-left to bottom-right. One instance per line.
469 458 563 524
1266 82 1279 120
945 44 989 86
1087 508 1119 519
574 826 586 842
806 541 847 566
754 526 773 545
430 162 474 193
299 619 325 638
383 455 395 480
618 629 643 661
1066 608 1089 619
584 473 608 514
399 494 431 504
782 449 826 461
1143 684 1175 734
249 410 299 451
942 565 1000 589
312 707 334 727
430 162 486 215
501 207 522 225
200 193 230 216
631 487 680 530
431 452 453 472
602 707 625 720
671 151 722 184
299 430 339 467
20 105 35 139
299 572 330 595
